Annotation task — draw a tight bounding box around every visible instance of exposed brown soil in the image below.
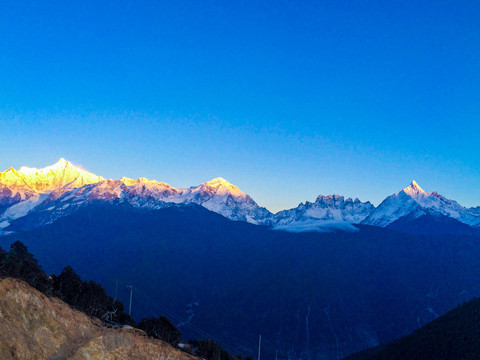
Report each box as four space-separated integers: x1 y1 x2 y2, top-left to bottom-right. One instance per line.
0 278 196 360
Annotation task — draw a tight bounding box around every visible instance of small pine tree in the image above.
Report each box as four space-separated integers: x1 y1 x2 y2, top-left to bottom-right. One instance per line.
52 266 84 306
138 316 182 345
189 339 234 360
4 241 52 294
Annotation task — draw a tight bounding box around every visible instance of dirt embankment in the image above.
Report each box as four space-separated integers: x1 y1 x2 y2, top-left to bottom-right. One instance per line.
0 278 196 360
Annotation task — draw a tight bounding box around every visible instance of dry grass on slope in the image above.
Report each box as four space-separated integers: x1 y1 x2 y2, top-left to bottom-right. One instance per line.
0 278 196 360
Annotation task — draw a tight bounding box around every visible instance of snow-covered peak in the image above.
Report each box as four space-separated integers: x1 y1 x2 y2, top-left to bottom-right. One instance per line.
273 193 374 230
363 181 480 227
0 160 272 228
0 168 29 188
118 177 179 197
0 167 36 202
402 180 427 197
203 177 235 188
18 158 69 175
2 159 479 232
313 195 372 209
119 177 137 186
205 177 232 185
196 177 246 197
12 158 104 193
120 176 164 185
315 194 345 204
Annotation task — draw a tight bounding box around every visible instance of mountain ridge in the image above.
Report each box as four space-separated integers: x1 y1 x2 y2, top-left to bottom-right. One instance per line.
362 180 480 228
1 159 479 233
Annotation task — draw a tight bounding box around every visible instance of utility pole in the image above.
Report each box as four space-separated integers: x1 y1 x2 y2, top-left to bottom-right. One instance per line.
126 285 133 316
257 335 261 360
114 280 118 301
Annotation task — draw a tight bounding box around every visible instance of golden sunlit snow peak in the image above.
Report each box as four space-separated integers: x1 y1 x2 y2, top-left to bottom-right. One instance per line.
202 177 245 197
0 158 104 193
403 180 426 196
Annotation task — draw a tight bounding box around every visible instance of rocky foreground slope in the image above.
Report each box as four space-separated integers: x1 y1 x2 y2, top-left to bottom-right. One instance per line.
0 277 195 360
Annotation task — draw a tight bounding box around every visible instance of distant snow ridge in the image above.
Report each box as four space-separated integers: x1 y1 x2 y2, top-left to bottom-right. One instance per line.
183 178 272 224
362 181 480 227
0 159 479 232
6 158 103 193
273 195 374 231
0 159 271 229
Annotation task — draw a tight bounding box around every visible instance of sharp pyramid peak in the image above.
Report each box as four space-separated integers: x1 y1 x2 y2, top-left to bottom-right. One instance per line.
55 157 71 166
403 180 427 196
49 158 74 170
409 180 423 190
410 180 421 188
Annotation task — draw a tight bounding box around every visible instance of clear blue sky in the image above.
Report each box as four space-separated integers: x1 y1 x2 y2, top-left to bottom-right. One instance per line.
0 1 479 212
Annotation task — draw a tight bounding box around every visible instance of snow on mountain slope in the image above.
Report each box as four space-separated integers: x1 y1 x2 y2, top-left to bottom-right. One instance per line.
0 159 272 229
41 177 272 225
0 168 37 201
272 194 374 231
1 159 479 232
362 181 480 227
0 159 104 227
14 158 103 192
181 178 272 223
1 193 51 226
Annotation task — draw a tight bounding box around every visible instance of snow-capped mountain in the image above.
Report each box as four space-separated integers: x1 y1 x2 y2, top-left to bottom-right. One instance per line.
31 176 272 226
181 177 272 223
362 181 480 227
0 159 271 230
0 158 103 195
0 159 103 228
273 195 374 232
1 159 479 233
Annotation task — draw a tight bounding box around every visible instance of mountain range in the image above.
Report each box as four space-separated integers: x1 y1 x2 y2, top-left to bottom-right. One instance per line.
3 159 480 359
5 203 480 360
1 158 479 235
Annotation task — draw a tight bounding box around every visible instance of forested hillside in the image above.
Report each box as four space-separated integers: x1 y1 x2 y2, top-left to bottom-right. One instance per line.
345 297 480 359
0 240 244 360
